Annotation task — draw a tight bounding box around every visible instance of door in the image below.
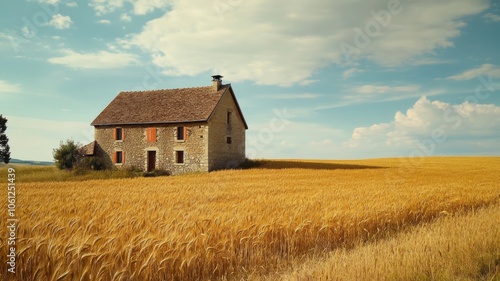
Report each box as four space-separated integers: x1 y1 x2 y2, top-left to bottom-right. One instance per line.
147 151 156 172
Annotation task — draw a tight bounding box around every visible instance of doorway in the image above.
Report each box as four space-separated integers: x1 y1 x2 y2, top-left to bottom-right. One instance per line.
147 151 156 172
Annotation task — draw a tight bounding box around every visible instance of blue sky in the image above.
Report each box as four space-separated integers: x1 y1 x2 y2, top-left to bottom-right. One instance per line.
1 0 499 161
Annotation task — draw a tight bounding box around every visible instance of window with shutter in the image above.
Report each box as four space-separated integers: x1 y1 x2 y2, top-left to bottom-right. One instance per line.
147 128 157 142
114 151 123 164
114 128 123 141
177 127 185 141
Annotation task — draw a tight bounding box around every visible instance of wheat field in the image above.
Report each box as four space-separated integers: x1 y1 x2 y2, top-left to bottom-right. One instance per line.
263 203 500 281
1 157 499 280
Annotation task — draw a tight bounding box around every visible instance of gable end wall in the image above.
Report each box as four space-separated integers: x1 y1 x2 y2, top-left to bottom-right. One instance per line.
207 91 246 171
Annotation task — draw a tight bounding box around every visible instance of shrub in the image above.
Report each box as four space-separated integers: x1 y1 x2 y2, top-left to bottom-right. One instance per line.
53 139 81 170
72 156 106 176
76 156 105 171
143 169 171 177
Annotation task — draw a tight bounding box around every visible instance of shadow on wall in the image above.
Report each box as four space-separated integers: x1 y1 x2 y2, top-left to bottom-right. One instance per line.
254 160 386 170
94 142 113 169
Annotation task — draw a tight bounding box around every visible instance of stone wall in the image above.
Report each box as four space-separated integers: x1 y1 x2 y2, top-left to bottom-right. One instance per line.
207 90 246 171
94 123 209 175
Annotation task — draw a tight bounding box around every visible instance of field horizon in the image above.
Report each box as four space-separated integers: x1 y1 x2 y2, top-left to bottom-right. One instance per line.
1 157 499 280
3 155 499 182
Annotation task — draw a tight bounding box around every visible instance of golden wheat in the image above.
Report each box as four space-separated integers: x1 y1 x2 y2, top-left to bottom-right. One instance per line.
268 204 500 281
0 157 499 280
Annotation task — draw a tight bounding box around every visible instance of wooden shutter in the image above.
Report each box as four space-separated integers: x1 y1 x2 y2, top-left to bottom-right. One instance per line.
183 127 187 140
113 128 117 140
122 129 124 141
113 152 117 163
122 152 125 164
147 128 157 142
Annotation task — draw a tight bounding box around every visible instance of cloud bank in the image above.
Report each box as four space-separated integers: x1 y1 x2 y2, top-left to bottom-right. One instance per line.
114 0 489 86
347 96 500 156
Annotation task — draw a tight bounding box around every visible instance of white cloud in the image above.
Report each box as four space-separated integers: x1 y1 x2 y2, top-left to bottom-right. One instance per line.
37 0 59 4
0 33 27 52
48 14 73 29
446 64 500 80
133 0 171 15
314 86 446 111
0 80 21 93
7 116 93 161
67 2 78 7
347 96 500 156
484 12 500 22
339 84 441 105
353 84 420 95
48 49 140 69
122 0 488 86
342 68 364 79
120 13 132 22
97 19 111 24
409 58 455 66
90 0 171 15
299 79 320 86
21 26 35 38
89 0 122 15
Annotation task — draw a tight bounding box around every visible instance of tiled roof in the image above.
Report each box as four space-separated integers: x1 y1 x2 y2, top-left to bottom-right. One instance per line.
79 141 96 156
91 85 242 126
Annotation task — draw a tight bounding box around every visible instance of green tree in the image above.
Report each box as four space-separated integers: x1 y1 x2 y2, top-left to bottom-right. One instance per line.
53 139 81 170
0 115 11 164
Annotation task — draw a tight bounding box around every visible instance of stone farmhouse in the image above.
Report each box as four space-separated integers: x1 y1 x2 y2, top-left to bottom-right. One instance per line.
82 75 247 174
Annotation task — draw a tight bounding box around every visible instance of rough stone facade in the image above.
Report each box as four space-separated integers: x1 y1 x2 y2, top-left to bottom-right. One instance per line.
93 87 246 174
95 123 209 174
207 90 246 170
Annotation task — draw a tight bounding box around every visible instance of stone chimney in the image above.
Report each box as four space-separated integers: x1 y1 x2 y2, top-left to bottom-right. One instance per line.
211 75 223 91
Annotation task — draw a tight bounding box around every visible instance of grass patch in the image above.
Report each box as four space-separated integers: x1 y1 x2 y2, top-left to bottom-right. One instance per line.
0 164 143 182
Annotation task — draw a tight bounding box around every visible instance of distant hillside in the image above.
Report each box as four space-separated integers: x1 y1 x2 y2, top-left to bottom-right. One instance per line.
7 158 54 166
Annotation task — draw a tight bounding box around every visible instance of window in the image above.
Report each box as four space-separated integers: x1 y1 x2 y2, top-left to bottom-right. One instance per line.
175 150 184 164
226 111 232 124
114 151 124 164
114 128 123 141
177 126 186 141
226 137 232 144
147 128 157 142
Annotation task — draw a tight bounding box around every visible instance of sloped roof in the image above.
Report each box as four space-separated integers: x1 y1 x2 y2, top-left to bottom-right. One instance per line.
79 141 95 156
91 84 247 128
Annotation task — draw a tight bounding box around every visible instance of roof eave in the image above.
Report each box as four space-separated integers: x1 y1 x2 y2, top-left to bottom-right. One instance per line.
228 86 249 129
92 119 209 127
